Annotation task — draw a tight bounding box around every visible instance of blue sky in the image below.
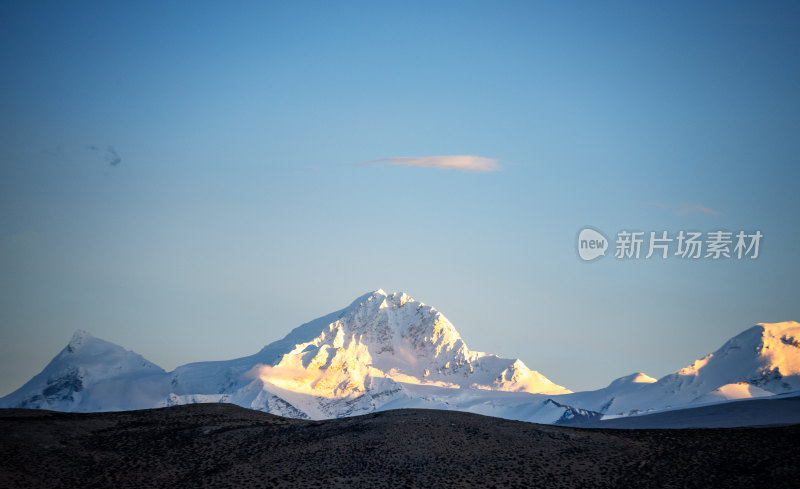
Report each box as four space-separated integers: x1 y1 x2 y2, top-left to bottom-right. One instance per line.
1 1 799 396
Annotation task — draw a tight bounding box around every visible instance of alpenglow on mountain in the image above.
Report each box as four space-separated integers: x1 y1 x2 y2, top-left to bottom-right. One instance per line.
2 290 799 426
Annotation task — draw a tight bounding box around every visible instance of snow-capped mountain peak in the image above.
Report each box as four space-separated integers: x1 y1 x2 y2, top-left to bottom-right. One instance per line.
1 293 797 426
66 329 92 352
229 289 569 418
259 290 569 401
1 331 165 412
672 321 800 388
0 290 571 419
607 372 657 388
568 321 800 417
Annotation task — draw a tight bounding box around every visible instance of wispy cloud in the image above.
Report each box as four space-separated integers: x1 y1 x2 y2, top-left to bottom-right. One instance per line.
646 202 720 216
105 146 121 166
87 145 122 166
360 155 499 172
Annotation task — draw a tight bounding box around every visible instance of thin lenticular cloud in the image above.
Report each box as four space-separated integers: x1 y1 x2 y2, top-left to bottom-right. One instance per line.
360 155 499 172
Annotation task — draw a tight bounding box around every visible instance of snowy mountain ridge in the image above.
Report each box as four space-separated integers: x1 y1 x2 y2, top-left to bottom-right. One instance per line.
1 289 798 426
558 321 800 417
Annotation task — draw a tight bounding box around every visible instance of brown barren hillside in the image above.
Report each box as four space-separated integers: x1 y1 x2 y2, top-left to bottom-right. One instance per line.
1 403 797 489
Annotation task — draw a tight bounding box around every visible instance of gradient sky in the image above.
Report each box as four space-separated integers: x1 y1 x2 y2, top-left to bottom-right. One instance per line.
1 1 799 396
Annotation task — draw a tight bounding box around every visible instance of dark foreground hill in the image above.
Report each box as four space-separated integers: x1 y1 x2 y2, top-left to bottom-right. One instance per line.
1 404 798 489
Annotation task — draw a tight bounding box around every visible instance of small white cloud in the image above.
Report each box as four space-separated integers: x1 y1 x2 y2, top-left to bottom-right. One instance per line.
360 155 499 172
646 202 720 216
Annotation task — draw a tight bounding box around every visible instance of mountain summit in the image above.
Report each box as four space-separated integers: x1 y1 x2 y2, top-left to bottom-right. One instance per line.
1 291 797 426
262 290 569 395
